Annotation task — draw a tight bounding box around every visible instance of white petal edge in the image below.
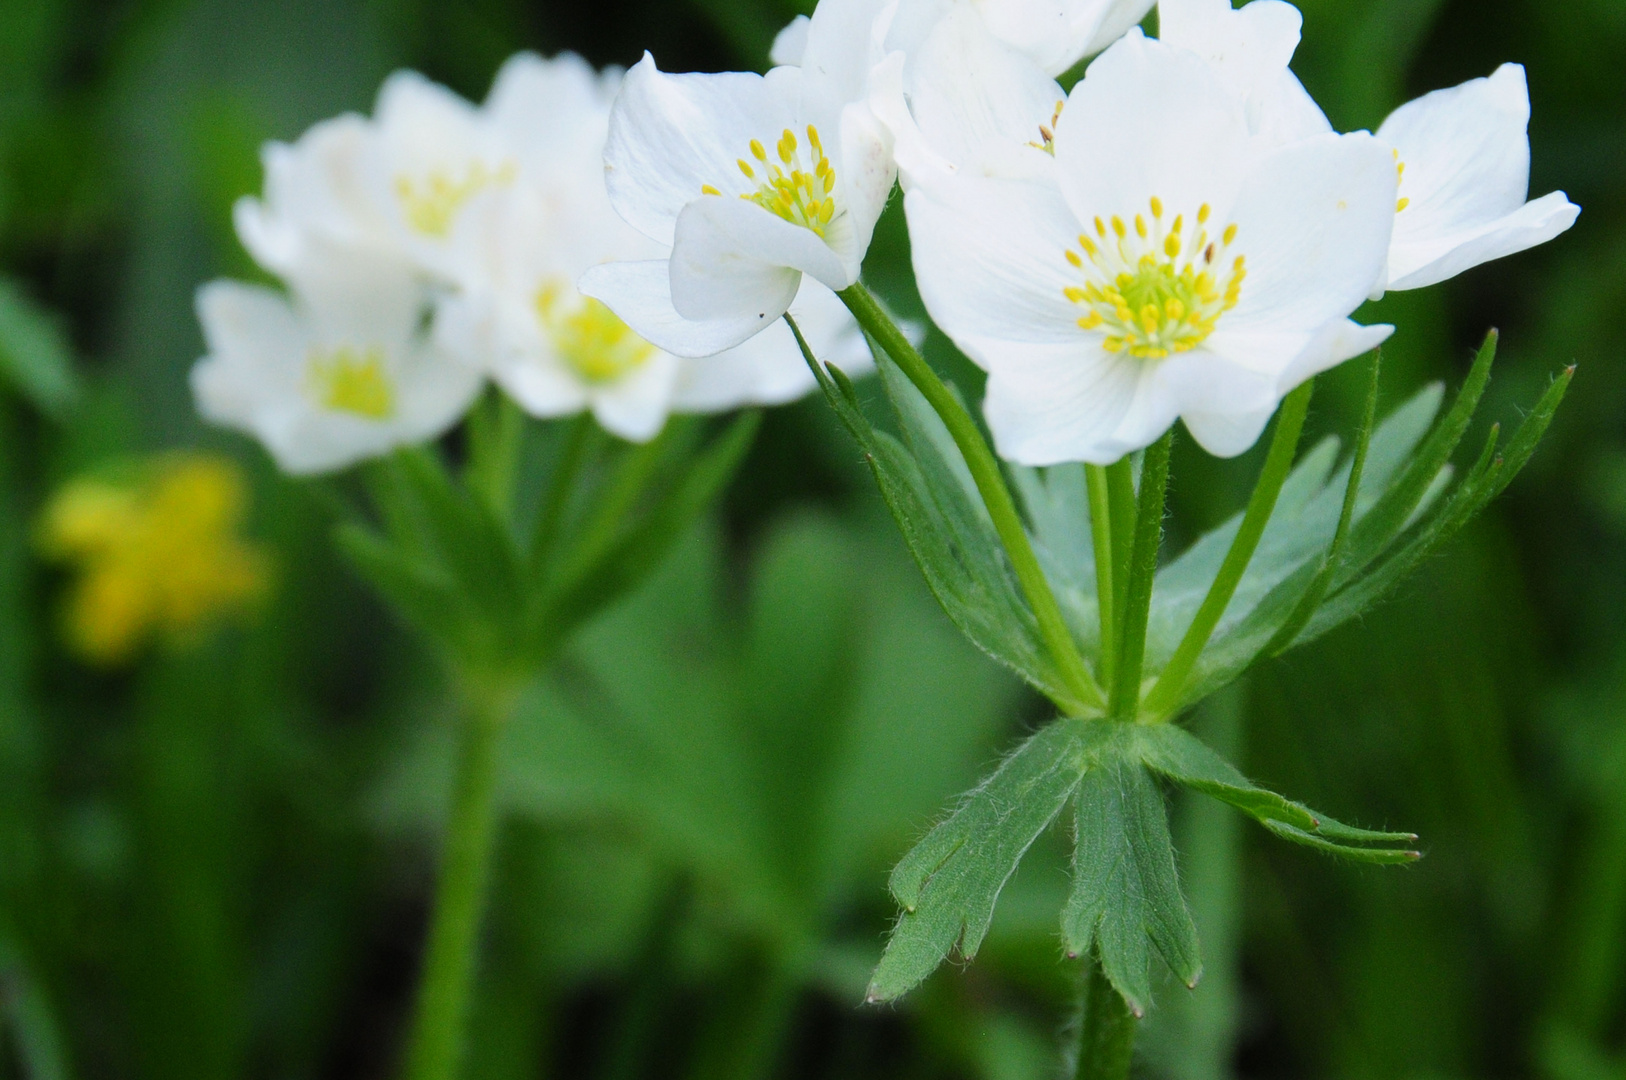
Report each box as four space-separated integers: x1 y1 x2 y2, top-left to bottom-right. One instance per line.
579 259 780 358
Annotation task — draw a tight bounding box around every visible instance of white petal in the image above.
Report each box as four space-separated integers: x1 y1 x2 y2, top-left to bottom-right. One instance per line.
770 15 812 66
1379 64 1532 243
1080 0 1159 59
669 195 841 320
834 98 897 260
579 259 780 358
798 0 888 113
604 57 801 247
1222 132 1396 334
1158 0 1301 104
881 9 1066 188
484 51 613 167
1386 190 1579 292
1054 30 1252 230
905 178 1083 349
590 350 682 442
1252 69 1333 144
1181 318 1390 456
979 339 1167 465
670 279 868 411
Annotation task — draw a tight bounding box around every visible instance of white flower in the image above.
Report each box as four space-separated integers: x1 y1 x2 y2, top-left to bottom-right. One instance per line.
433 54 872 441
191 251 481 475
906 30 1396 465
870 7 1069 189
1374 63 1580 295
1156 0 1331 145
581 0 896 358
885 0 1154 78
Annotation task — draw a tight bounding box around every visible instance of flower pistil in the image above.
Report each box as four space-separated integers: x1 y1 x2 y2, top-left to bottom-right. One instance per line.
1064 197 1246 359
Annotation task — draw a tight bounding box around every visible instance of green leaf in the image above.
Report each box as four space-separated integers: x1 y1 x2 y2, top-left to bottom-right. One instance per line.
0 278 78 418
867 717 1102 1002
541 411 759 648
1063 744 1201 1017
333 522 480 660
814 355 1086 713
1134 723 1418 859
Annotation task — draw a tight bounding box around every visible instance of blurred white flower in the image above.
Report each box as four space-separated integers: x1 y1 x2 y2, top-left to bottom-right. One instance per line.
907 30 1396 465
437 54 873 440
1374 63 1580 294
581 0 896 358
192 253 481 475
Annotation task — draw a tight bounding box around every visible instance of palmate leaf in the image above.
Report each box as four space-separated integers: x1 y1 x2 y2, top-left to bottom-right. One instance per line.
809 354 1088 713
867 718 1106 1003
1063 744 1200 1017
872 718 1420 1006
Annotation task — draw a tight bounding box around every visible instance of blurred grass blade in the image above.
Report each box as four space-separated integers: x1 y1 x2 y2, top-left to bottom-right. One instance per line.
0 279 79 419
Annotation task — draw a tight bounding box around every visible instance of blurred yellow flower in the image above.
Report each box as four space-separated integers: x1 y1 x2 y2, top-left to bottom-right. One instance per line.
37 453 270 665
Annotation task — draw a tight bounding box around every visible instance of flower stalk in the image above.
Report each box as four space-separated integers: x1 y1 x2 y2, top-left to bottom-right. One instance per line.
1108 430 1173 722
402 676 520 1080
1072 950 1137 1080
833 283 1104 714
1141 380 1314 720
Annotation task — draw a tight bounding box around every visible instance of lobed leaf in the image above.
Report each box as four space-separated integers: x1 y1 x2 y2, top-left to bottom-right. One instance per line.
812 354 1086 712
867 717 1103 1002
1063 743 1201 1016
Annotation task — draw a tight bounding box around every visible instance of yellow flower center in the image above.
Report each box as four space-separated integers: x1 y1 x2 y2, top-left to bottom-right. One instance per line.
535 280 656 385
1063 197 1246 360
393 160 517 237
700 125 837 237
37 455 268 665
307 346 397 419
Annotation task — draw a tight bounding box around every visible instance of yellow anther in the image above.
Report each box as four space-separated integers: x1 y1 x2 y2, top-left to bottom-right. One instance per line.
535 279 656 385
394 159 515 237
1064 200 1245 359
723 125 839 237
701 184 721 196
1198 204 1212 224
307 346 396 419
738 159 756 178
807 125 822 151
750 139 768 161
1397 197 1411 212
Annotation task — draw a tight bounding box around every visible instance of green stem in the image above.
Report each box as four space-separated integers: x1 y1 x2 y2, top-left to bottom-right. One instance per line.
833 284 1103 712
467 392 525 525
529 413 595 575
1085 464 1117 689
1142 381 1313 719
1108 430 1174 723
1105 458 1136 620
403 679 519 1080
1072 951 1137 1080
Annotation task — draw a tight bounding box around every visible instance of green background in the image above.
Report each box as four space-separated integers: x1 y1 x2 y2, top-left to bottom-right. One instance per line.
0 0 1622 1077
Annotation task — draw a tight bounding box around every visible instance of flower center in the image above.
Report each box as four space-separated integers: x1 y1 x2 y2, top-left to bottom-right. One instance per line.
393 160 516 237
307 346 397 419
1063 197 1246 360
535 280 656 385
700 125 837 237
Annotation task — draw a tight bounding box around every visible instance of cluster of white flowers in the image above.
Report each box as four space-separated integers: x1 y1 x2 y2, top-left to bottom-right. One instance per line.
195 0 1579 475
585 0 1578 465
193 55 873 474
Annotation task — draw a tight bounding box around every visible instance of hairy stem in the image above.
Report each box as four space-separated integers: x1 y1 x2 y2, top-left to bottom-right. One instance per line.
1085 464 1118 689
831 285 1103 712
1109 430 1174 723
1073 951 1137 1080
403 679 518 1080
1142 381 1312 719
